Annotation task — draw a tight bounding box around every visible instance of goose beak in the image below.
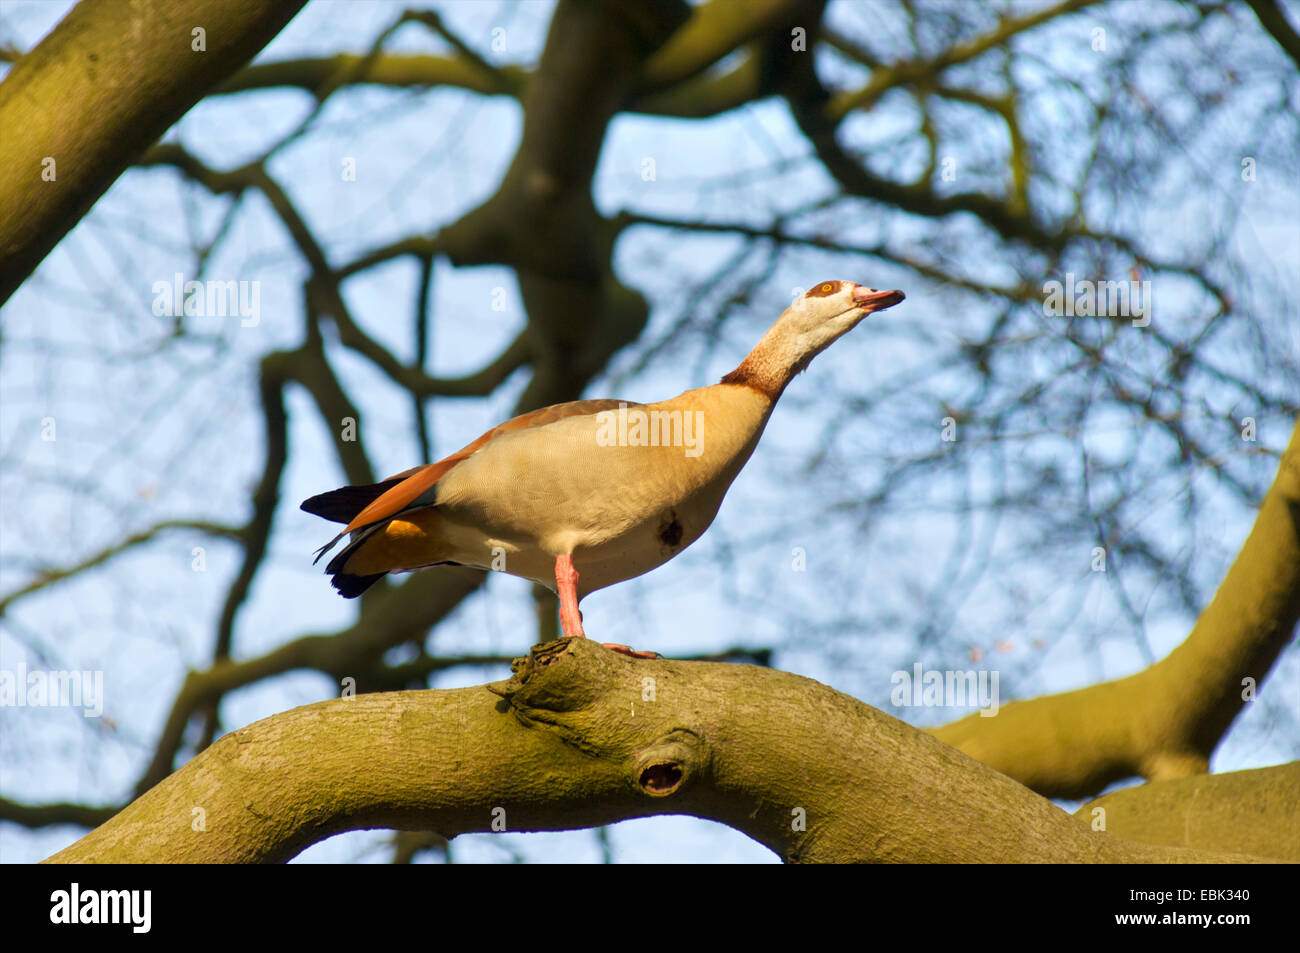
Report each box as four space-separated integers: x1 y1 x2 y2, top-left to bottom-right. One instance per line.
853 286 905 311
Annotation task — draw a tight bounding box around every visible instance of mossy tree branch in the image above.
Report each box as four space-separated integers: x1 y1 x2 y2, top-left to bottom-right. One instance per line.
0 0 307 304
47 638 1266 864
1076 762 1300 860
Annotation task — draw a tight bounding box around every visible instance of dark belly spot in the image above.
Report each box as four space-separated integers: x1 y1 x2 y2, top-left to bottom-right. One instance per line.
658 510 684 552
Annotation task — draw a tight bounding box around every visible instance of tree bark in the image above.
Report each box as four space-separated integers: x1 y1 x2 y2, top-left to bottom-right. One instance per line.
1077 762 1300 860
0 0 307 304
46 638 1269 863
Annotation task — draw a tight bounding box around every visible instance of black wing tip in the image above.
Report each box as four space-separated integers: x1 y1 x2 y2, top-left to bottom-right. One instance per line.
331 572 386 598
300 492 337 519
301 477 406 524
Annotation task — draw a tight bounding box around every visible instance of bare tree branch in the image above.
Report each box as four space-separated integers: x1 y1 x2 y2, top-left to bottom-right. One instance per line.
47 639 1265 863
1246 0 1300 70
1077 761 1300 860
0 520 243 616
0 0 307 303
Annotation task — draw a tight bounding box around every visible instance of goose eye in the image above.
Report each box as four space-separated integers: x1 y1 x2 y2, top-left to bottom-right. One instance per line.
820 282 834 294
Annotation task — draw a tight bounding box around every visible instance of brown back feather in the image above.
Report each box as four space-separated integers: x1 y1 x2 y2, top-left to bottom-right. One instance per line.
305 399 641 535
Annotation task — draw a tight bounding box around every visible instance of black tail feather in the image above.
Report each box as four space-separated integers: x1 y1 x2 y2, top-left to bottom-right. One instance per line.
331 572 386 598
320 526 388 597
300 476 406 524
302 474 427 599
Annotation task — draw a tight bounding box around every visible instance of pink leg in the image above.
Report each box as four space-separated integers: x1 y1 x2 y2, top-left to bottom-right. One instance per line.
555 553 586 639
553 554 660 659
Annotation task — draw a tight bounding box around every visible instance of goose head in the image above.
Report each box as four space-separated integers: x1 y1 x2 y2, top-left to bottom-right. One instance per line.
724 280 905 396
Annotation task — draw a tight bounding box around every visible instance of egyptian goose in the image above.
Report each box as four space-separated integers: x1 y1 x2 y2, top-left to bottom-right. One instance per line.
303 280 904 654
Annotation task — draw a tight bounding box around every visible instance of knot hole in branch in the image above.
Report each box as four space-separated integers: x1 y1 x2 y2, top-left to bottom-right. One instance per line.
633 732 704 798
639 762 683 795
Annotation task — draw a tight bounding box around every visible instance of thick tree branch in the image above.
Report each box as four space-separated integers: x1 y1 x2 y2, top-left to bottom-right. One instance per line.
0 0 307 304
47 638 1261 864
638 0 813 92
1246 0 1300 70
1077 762 1300 860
